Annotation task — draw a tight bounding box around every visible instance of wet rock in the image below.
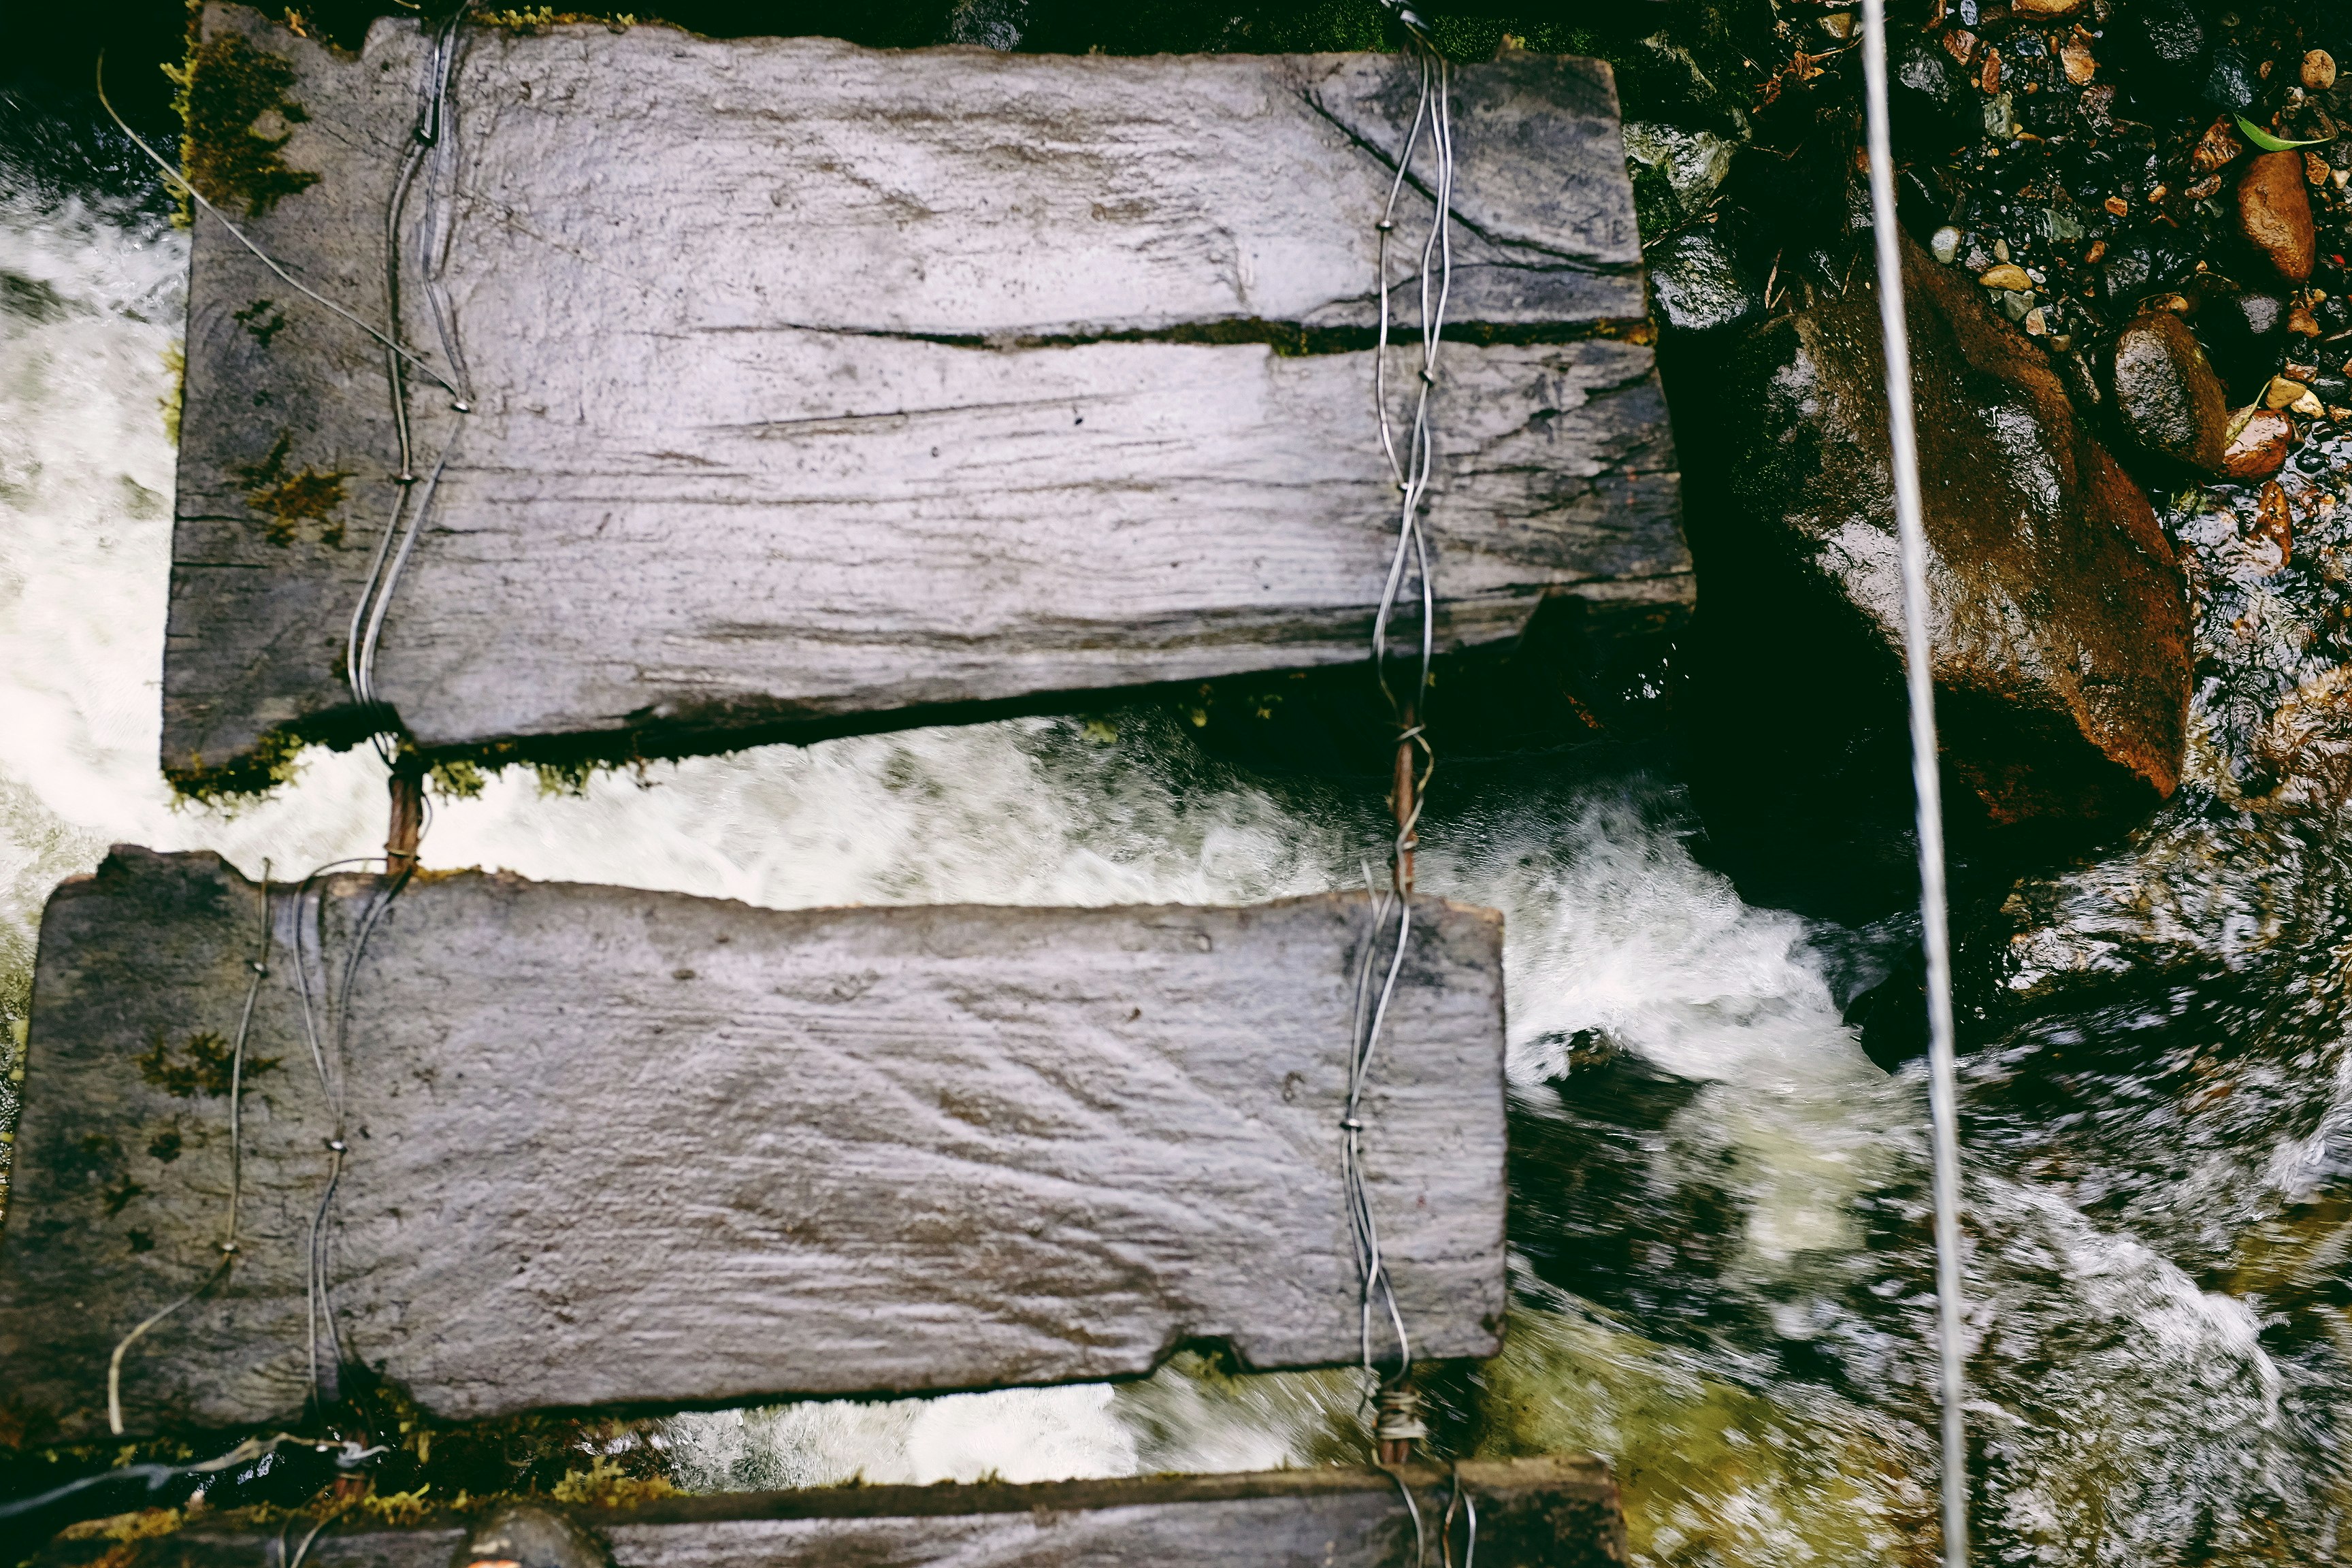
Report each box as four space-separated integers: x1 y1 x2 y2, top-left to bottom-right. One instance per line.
2110 310 2232 475
1979 262 2031 291
461 1505 611 1568
2264 374 2312 410
2221 407 2293 478
1668 233 2191 915
2193 289 2290 402
1649 229 1761 336
2201 46 2259 111
2304 50 2338 93
2238 150 2317 284
2101 233 2195 305
2113 2 2205 97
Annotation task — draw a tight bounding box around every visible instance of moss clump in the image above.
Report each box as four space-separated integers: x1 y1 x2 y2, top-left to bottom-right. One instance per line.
234 432 348 546
166 32 321 219
159 343 185 446
165 719 312 804
135 1029 278 1098
428 758 489 800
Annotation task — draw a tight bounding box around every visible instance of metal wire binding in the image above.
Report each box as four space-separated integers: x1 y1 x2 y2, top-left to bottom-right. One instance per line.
107 864 276 1435
1347 0 1454 1421
1858 2 1969 1562
288 855 415 1410
93 62 460 396
348 5 476 764
0 1433 383 1524
1441 1462 1477 1568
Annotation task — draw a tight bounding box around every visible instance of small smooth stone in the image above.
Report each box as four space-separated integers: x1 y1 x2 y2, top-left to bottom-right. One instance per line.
1932 225 1963 263
2025 307 2049 335
2012 0 2085 15
2222 407 2293 478
1980 262 2032 290
2238 150 2318 283
2265 374 2312 410
2111 310 2232 474
2305 50 2338 92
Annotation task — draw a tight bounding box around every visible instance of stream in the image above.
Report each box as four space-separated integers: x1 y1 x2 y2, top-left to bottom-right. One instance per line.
10 78 2352 1567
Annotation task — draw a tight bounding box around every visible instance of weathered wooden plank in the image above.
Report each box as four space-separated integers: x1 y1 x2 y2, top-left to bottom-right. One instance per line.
165 5 1686 781
35 1459 1627 1568
0 849 1506 1439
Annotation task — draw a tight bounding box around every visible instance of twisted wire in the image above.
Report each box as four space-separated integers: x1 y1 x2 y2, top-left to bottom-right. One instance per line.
289 857 414 1411
1345 1 1454 1409
107 866 276 1435
348 7 476 763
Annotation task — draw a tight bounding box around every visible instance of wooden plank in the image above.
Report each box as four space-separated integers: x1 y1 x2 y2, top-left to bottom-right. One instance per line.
0 849 1507 1439
165 4 1686 781
34 1459 1627 1568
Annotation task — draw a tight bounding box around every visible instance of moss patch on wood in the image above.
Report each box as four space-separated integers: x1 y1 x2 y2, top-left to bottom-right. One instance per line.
166 32 321 219
234 432 348 546
134 1029 278 1099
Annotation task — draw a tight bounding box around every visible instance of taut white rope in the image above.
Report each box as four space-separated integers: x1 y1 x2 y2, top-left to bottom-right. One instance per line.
1859 3 1970 1561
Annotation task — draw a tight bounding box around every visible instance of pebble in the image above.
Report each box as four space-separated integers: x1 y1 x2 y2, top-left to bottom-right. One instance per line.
2223 408 2293 478
1979 263 2031 291
2265 374 2312 410
2290 304 2322 336
1932 226 1963 264
2012 0 2085 13
2238 150 2318 283
2111 310 2232 474
2191 117 2245 175
2306 50 2338 92
2061 31 2098 84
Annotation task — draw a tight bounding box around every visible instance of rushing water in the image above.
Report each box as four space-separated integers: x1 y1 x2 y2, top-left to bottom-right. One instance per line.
10 103 2352 1567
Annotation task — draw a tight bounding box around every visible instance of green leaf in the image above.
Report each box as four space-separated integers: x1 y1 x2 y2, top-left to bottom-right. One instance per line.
2236 115 2330 152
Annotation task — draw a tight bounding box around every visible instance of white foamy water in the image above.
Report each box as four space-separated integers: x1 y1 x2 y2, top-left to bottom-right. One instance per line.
6 156 2340 1564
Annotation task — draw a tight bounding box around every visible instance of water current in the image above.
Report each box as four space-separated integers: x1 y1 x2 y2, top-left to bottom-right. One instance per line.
10 104 2352 1567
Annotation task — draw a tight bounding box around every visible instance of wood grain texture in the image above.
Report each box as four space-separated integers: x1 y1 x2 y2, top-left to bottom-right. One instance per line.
34 1460 1627 1568
0 849 1506 1438
165 5 1686 779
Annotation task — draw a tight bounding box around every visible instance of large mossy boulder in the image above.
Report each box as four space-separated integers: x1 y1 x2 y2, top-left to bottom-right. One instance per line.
1669 233 2191 915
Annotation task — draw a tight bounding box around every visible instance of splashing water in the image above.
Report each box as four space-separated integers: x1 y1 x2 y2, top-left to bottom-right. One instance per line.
10 118 2352 1566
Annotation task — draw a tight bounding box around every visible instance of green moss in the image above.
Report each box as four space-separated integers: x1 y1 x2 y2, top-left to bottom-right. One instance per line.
1476 1306 1933 1566
134 1028 278 1098
158 343 185 447
166 31 321 220
234 431 348 546
428 759 488 800
165 719 312 804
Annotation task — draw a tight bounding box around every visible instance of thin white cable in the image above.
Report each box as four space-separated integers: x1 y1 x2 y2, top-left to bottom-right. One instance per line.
1858 3 1968 1563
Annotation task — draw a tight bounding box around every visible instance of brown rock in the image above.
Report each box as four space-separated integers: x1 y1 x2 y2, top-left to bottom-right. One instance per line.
1978 262 2033 291
2111 311 2232 474
2305 50 2338 92
1944 27 1978 63
2192 116 2247 175
2222 407 2293 477
2238 150 2317 283
1676 231 2191 894
2012 0 2085 14
2061 30 2097 84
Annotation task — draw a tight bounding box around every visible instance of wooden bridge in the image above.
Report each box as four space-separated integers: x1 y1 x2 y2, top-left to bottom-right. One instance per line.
5 5 1677 1560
